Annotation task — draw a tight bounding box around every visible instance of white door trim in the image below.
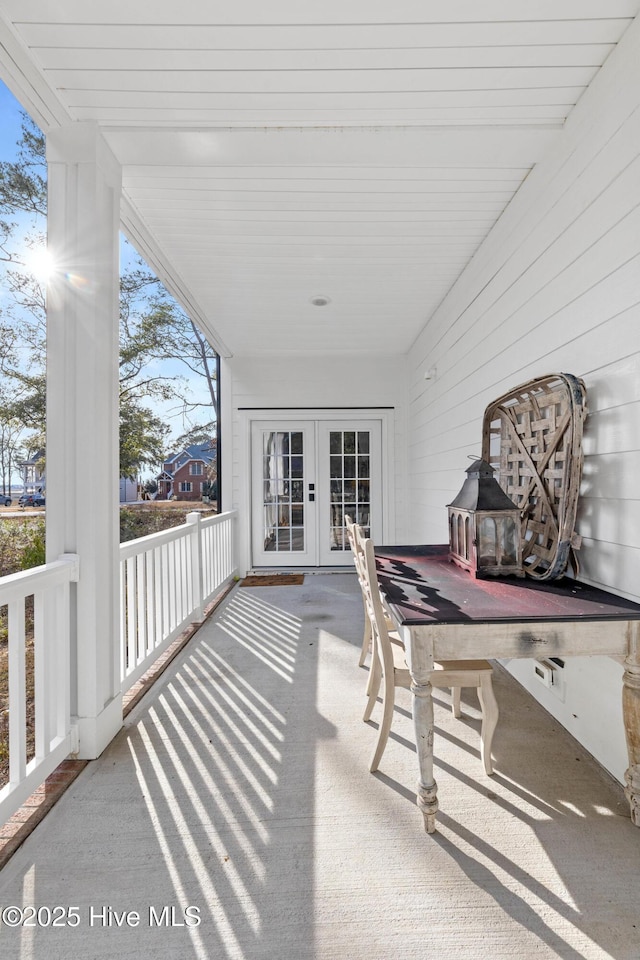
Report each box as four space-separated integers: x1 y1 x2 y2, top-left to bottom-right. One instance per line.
238 408 395 571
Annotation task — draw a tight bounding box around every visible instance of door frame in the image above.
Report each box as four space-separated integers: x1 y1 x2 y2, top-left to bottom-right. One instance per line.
238 407 395 571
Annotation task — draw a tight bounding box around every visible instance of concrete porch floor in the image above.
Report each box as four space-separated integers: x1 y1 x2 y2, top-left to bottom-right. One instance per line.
0 573 638 960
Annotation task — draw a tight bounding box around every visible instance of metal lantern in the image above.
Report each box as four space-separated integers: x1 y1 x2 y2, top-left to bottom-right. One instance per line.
447 459 524 578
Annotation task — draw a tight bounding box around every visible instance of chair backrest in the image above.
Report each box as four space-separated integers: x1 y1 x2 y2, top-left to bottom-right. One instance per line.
345 514 367 581
345 514 357 555
361 537 396 679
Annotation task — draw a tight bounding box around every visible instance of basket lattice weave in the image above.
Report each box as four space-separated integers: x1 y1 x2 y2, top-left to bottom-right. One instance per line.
481 373 587 580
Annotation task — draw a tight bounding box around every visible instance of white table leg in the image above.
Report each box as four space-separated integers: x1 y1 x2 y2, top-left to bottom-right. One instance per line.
405 625 439 833
411 675 438 833
623 633 640 826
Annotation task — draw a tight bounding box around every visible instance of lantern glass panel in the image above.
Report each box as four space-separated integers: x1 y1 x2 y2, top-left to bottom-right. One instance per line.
478 515 518 568
478 516 496 565
501 517 519 566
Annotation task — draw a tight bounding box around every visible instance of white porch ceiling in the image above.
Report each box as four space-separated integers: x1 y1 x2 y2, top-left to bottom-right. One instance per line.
0 1 638 357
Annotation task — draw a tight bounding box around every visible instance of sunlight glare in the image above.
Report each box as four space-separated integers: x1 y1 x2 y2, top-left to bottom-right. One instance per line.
25 246 56 282
64 271 90 290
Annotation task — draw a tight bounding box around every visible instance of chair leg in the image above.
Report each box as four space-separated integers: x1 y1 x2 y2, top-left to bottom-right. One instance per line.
452 686 462 718
477 673 499 776
363 645 381 722
358 611 372 667
365 651 376 697
369 668 396 772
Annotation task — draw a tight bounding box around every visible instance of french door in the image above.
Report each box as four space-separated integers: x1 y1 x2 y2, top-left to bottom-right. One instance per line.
251 419 382 567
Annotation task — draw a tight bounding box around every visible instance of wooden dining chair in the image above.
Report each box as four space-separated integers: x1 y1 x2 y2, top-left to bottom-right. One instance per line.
346 514 404 672
345 515 372 666
360 536 499 775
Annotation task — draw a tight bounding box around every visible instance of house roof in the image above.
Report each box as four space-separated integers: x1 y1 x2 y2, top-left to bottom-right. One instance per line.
0 3 638 358
18 449 45 468
178 443 214 464
163 443 216 470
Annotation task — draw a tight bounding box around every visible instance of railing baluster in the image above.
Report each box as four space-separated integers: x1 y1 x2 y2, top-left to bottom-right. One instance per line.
33 589 47 762
187 513 203 621
177 535 184 624
8 598 27 787
146 548 156 658
126 555 137 670
169 538 177 630
57 575 71 743
120 557 127 684
136 552 146 665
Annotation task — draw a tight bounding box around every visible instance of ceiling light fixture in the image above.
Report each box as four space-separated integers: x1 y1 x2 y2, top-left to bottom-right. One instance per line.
310 295 331 306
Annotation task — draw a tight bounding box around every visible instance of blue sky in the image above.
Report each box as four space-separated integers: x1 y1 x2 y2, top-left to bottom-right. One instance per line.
0 80 24 159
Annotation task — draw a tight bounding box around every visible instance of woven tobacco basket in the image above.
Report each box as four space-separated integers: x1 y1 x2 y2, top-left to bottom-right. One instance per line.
481 373 587 581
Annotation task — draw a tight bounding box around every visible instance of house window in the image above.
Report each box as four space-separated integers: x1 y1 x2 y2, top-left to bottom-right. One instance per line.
190 462 203 475
179 482 192 493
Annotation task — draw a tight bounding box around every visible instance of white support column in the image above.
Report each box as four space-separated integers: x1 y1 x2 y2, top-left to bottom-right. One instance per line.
45 122 122 759
220 356 244 570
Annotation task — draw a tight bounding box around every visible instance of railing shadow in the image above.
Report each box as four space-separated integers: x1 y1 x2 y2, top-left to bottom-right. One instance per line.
122 583 337 958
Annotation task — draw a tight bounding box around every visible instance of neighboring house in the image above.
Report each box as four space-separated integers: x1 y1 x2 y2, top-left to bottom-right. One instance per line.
20 450 138 504
19 449 46 496
156 442 216 502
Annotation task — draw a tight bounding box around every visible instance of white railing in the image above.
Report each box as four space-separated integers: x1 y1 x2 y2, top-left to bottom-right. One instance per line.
119 510 237 693
0 555 78 825
0 511 237 827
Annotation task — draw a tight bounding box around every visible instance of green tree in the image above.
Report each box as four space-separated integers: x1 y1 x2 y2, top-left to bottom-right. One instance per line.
0 119 46 218
119 266 219 426
119 398 169 479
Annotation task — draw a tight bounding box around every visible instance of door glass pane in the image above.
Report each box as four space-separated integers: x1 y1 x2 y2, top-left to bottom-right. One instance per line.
328 429 372 550
330 455 342 478
357 456 370 478
263 431 304 552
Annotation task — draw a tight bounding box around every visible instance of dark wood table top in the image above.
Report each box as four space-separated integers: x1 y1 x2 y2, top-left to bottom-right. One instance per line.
375 544 640 627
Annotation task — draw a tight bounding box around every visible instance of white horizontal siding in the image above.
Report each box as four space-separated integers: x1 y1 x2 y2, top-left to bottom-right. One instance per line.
406 15 640 783
10 0 639 26
18 20 636 50
39 45 616 72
